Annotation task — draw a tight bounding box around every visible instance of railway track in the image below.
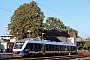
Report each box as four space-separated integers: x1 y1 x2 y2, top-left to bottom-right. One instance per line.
4 53 90 60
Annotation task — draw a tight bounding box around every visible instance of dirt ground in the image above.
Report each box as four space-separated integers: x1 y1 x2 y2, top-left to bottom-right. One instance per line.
75 50 90 60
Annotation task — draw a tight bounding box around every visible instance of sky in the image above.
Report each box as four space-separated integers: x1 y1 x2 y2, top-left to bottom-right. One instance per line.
0 0 90 38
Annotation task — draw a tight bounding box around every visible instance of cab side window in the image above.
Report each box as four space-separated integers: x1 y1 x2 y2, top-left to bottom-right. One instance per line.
25 43 30 49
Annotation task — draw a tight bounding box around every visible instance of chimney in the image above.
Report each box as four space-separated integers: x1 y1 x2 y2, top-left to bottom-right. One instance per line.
68 28 69 34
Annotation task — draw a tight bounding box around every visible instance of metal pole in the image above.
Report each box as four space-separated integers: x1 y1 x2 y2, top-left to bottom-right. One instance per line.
42 33 43 41
5 26 8 34
28 30 31 38
17 32 18 40
42 33 44 41
29 32 30 38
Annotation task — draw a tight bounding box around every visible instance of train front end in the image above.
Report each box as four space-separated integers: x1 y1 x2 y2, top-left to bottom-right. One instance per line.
13 41 27 57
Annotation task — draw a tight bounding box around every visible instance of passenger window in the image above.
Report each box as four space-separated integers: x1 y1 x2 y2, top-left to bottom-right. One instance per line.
35 43 38 49
30 43 34 51
45 44 48 51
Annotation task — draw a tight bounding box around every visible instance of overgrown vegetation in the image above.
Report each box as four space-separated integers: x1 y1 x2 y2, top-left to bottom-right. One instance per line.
79 42 90 50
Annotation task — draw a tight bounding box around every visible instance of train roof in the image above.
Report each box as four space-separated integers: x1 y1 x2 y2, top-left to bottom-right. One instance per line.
15 38 76 46
57 42 76 46
45 42 76 46
27 39 76 46
15 38 38 42
27 40 46 44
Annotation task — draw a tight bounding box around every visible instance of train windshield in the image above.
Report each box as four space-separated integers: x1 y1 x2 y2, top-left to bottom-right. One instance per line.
14 42 24 49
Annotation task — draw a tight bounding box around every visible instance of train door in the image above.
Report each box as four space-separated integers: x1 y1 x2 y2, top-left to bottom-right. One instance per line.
69 46 71 55
57 45 60 55
41 44 45 54
24 43 30 53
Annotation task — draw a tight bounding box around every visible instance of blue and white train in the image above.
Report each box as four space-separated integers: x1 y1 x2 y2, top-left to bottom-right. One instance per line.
13 38 77 57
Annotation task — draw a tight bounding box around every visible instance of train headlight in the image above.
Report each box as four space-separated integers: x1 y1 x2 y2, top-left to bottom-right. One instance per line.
25 49 29 52
13 51 20 54
13 51 16 54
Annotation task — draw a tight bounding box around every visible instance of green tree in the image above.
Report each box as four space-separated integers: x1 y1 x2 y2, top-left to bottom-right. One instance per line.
8 1 44 40
79 43 84 49
83 42 90 50
45 17 65 31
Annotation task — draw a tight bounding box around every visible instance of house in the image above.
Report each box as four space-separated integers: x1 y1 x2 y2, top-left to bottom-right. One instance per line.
43 29 76 44
0 34 16 52
67 32 76 44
